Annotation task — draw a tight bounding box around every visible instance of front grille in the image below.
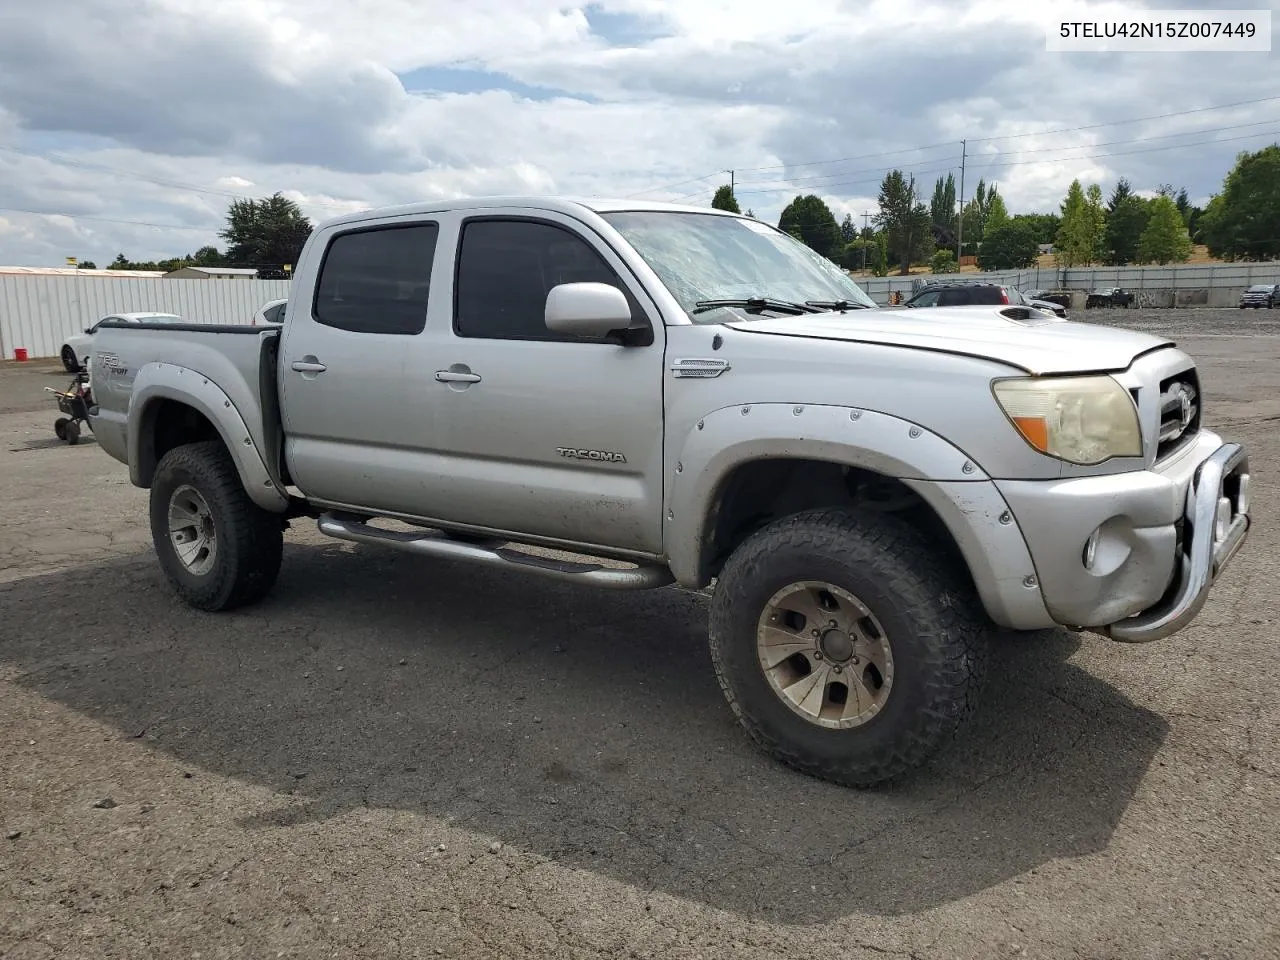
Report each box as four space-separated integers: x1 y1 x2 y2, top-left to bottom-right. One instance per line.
1155 370 1201 461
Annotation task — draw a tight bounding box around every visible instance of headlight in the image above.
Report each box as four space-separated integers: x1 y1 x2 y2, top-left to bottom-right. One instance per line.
992 375 1142 465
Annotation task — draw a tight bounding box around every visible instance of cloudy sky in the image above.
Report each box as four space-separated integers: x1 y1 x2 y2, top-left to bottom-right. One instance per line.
0 0 1277 266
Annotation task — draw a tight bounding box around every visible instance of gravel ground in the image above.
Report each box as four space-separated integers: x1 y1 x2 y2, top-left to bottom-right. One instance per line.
2 308 1278 960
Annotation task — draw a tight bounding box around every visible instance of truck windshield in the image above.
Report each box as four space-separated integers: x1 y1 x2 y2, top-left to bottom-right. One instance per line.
599 210 877 321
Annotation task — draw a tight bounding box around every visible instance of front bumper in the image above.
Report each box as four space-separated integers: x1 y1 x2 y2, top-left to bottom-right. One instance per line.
995 433 1251 642
1101 441 1250 642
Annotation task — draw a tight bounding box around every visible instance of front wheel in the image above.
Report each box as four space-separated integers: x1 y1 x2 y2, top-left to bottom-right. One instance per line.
708 507 989 788
149 440 283 611
61 346 80 372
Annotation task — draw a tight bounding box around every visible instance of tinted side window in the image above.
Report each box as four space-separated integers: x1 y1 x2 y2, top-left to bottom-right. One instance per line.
911 291 940 307
937 290 964 306
454 219 633 341
313 223 438 335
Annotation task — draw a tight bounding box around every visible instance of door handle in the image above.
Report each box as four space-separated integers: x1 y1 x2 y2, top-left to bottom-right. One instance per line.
435 370 481 383
291 359 327 373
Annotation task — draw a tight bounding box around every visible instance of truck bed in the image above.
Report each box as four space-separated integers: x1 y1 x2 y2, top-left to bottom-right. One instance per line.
87 321 283 482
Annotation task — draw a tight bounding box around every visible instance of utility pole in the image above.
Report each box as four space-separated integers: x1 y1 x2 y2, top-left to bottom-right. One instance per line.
862 210 870 271
955 140 967 264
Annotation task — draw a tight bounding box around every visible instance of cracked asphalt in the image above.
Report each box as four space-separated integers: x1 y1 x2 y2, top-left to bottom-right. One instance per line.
2 307 1278 960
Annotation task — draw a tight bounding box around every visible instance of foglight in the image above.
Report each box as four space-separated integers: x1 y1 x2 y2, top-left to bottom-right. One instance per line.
992 375 1142 465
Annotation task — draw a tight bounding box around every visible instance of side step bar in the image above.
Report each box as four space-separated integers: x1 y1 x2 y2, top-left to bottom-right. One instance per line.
316 513 675 590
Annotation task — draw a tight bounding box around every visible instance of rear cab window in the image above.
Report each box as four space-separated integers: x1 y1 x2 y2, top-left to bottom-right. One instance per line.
312 222 439 335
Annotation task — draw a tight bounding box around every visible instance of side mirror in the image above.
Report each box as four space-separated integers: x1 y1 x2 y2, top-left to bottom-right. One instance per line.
545 282 633 340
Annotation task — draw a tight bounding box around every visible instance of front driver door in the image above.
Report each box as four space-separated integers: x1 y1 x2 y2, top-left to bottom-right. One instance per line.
416 210 667 556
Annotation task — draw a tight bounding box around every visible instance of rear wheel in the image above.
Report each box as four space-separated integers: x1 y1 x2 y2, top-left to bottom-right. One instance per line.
149 440 283 611
708 507 989 788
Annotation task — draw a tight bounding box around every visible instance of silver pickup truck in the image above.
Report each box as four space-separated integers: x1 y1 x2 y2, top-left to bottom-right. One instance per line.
85 197 1252 787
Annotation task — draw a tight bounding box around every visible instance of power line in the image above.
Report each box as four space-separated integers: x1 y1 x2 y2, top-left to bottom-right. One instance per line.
643 93 1280 196
733 140 960 174
623 170 724 198
735 117 1278 192
728 126 1280 198
0 205 220 231
969 94 1280 143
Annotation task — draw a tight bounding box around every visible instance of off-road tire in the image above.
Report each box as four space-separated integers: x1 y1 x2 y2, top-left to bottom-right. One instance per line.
708 506 990 788
149 440 283 612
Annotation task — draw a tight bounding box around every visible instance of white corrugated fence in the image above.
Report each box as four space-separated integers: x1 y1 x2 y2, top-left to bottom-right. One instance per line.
0 275 292 359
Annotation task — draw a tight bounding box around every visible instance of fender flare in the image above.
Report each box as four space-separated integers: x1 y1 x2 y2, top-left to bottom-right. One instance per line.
666 402 983 583
128 362 289 513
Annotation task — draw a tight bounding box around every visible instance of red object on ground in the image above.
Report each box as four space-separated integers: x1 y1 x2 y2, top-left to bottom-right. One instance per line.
13 348 28 361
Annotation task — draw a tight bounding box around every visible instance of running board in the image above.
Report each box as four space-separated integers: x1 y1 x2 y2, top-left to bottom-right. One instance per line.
316 513 674 590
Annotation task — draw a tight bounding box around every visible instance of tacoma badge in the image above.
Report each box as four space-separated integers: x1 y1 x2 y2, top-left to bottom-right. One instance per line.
556 447 627 463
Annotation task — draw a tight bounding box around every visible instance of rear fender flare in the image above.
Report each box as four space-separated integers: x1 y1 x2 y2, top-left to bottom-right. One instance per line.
128 362 289 513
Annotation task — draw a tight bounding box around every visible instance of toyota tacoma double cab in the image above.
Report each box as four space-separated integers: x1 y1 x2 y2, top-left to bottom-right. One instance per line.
84 197 1252 787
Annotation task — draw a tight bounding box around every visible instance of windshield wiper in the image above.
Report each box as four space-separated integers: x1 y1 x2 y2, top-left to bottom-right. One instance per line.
691 297 820 316
804 299 871 312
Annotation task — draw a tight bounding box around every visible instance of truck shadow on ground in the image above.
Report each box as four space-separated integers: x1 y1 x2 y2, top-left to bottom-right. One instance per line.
2 541 1168 923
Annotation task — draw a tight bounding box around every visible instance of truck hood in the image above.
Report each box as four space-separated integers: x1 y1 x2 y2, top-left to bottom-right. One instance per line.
723 306 1174 375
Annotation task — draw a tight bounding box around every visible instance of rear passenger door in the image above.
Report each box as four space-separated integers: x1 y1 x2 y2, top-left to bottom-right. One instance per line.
417 210 667 555
279 216 448 515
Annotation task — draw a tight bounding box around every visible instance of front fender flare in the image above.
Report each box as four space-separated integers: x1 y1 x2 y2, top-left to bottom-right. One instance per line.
665 402 987 587
128 362 289 513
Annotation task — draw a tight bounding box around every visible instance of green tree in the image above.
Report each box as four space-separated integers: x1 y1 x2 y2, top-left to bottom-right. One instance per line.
1199 144 1280 261
77 260 97 270
1138 193 1194 264
929 173 957 246
871 241 889 276
1104 181 1151 265
219 193 313 268
1056 179 1106 266
192 245 224 266
959 179 1003 252
929 249 958 274
875 170 933 275
711 184 740 213
1010 212 1061 245
840 238 881 271
1107 177 1134 213
778 194 841 259
978 220 1041 270
744 208 755 218
984 192 1010 234
1085 184 1107 261
840 213 857 243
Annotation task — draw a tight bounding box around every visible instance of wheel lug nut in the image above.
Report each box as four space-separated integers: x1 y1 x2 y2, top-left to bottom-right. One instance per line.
828 620 837 627
832 665 842 674
813 651 823 660
811 630 820 637
851 656 859 665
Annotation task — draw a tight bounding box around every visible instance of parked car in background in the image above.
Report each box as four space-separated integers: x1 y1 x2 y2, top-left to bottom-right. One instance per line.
1086 288 1136 309
903 281 1066 318
60 312 185 372
1238 284 1277 309
254 298 288 325
1023 289 1072 311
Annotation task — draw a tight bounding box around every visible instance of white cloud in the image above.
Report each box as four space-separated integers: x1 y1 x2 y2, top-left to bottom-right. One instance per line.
0 0 1277 265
